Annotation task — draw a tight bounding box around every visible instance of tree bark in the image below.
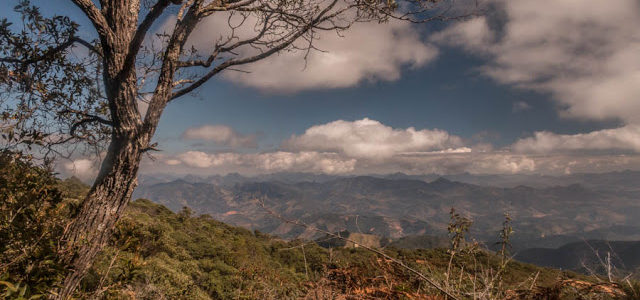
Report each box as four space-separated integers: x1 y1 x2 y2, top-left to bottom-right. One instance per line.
48 2 198 298
52 130 144 299
52 25 147 297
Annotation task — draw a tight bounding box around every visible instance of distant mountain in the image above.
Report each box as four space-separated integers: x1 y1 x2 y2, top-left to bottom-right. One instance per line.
515 240 640 274
440 170 640 194
139 169 640 192
134 175 640 248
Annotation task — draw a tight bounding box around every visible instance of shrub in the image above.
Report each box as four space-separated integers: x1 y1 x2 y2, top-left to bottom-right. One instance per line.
0 151 70 298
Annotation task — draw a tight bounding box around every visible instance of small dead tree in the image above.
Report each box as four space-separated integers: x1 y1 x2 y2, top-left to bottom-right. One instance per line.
0 0 476 298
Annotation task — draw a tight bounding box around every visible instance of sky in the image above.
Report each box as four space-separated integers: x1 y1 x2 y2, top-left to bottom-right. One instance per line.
10 0 640 180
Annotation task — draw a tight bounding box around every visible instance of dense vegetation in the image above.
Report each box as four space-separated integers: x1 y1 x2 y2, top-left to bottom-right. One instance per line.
0 152 70 297
2 152 639 299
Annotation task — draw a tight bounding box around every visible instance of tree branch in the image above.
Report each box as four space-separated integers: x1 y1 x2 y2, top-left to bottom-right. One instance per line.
199 0 259 15
69 116 113 137
72 37 103 57
170 0 340 101
140 0 204 135
122 0 173 77
69 0 113 41
61 109 113 127
176 13 272 68
0 37 100 64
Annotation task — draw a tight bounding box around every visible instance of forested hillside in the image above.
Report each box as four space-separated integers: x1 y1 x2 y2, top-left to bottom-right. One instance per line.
2 154 638 299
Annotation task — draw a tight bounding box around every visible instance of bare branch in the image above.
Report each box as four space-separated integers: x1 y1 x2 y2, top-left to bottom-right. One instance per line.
176 13 272 69
199 0 259 15
170 0 341 101
140 0 205 135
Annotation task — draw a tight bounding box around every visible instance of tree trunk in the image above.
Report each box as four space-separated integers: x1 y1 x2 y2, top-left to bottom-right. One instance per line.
48 1 178 297
51 131 144 299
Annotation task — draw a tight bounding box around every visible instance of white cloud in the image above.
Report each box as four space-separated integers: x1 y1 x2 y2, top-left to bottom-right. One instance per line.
513 125 640 153
148 149 640 177
468 154 536 174
140 118 640 176
283 118 464 159
185 12 437 92
433 0 640 124
255 151 356 174
156 150 548 175
62 158 98 182
177 151 242 168
182 125 257 148
173 150 356 174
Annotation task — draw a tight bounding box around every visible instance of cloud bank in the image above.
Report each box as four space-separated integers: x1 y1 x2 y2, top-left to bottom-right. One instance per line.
142 119 640 176
175 150 356 174
513 125 640 154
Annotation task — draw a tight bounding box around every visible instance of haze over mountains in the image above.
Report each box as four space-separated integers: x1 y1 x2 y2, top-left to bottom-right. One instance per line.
134 171 640 250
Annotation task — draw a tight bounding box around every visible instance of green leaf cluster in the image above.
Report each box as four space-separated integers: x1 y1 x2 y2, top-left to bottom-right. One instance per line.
0 151 70 298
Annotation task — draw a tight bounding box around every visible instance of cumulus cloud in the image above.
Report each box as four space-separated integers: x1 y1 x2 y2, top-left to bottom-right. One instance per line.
141 118 640 176
182 125 257 148
62 158 98 182
149 148 640 176
431 0 640 156
433 0 640 125
283 118 465 159
513 125 640 153
176 151 241 168
174 151 356 174
183 12 437 92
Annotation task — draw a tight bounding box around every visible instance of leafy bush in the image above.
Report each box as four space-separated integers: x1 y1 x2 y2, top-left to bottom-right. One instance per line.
0 151 70 298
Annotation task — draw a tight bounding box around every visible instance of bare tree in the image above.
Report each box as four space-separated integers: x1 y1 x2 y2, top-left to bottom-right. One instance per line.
0 0 474 298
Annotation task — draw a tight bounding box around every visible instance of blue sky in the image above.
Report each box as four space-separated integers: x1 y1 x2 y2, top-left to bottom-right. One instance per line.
156 47 619 153
6 0 640 179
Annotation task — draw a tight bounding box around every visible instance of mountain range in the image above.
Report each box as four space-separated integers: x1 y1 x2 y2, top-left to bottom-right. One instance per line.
133 172 640 250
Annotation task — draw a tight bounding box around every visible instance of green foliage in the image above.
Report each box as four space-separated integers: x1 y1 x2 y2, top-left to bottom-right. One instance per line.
80 199 318 299
0 151 69 298
1 0 108 152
